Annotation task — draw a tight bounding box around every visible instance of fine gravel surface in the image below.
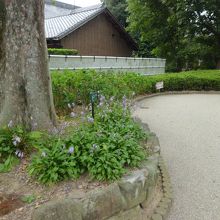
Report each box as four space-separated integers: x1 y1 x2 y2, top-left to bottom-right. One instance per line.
134 94 220 220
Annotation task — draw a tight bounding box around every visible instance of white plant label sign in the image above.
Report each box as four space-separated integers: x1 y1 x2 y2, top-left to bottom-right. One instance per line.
156 81 164 90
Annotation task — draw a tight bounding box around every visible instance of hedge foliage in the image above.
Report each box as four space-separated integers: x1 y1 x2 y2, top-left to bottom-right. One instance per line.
51 69 220 114
48 48 78 56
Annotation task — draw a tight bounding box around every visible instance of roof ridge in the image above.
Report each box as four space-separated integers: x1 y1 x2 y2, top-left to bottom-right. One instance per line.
45 0 80 10
45 3 105 21
70 3 105 15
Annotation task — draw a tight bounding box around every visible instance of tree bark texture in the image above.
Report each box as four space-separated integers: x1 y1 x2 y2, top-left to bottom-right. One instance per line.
0 0 56 130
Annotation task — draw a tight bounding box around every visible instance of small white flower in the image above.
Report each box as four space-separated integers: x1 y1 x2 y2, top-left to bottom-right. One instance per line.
87 117 94 123
99 102 104 107
71 102 75 108
12 136 21 146
90 144 98 154
19 152 24 158
8 120 13 128
15 149 20 156
70 112 76 118
100 95 105 103
15 136 21 143
68 146 74 154
41 152 46 157
68 103 72 109
15 149 24 159
93 144 98 149
110 96 115 102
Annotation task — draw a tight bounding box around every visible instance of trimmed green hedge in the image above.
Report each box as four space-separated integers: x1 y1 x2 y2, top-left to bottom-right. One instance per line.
48 48 78 56
51 70 220 114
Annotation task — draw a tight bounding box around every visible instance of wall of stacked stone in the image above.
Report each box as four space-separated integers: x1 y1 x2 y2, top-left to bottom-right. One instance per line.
33 119 172 220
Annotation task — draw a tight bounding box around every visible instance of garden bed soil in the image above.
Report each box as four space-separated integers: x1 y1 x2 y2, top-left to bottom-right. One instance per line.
0 158 109 220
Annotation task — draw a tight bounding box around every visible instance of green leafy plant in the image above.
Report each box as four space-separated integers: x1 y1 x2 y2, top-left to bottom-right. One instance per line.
21 194 36 204
29 98 147 183
0 123 43 172
0 155 19 172
29 138 82 184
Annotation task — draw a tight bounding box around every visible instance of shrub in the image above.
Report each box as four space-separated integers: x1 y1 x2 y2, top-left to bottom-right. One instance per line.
51 69 220 114
48 48 78 56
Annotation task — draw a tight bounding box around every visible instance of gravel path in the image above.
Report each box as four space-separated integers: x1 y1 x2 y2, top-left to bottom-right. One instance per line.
134 94 220 220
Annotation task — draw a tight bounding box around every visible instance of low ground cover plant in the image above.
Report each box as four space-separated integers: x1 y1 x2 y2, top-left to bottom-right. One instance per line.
52 69 220 114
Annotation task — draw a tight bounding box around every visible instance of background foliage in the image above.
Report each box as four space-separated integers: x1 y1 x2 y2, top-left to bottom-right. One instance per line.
127 0 220 71
101 0 128 27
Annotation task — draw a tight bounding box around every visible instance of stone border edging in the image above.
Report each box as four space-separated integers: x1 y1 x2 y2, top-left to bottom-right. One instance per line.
151 157 173 220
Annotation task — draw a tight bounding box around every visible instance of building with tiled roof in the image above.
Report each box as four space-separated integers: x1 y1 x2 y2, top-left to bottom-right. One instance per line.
45 3 137 57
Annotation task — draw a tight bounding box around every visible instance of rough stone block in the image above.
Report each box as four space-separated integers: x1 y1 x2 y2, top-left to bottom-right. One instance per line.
161 198 172 208
155 207 167 217
32 198 82 220
141 123 150 133
81 183 125 220
132 117 150 133
151 213 163 220
141 155 159 187
107 206 142 220
158 201 169 209
118 169 149 209
140 185 156 209
145 134 155 149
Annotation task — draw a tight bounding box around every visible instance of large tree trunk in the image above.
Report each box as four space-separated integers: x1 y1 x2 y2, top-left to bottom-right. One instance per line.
0 0 56 130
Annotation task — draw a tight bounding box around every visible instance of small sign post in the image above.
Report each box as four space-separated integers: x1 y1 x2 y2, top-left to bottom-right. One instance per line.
89 92 98 119
155 81 164 92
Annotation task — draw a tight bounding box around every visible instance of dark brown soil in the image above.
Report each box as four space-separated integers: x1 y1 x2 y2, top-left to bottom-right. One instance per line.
0 194 24 217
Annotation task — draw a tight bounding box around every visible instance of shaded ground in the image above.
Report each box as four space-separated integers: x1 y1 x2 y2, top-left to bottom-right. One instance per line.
0 158 109 220
135 94 220 220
